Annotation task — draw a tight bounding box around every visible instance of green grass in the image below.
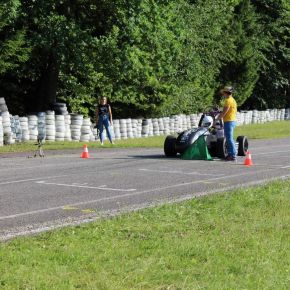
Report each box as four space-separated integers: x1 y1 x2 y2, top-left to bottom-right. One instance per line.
235 120 290 139
0 120 289 154
1 179 289 289
0 136 165 154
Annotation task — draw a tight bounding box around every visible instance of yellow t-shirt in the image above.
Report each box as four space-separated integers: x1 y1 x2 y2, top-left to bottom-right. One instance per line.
223 96 237 122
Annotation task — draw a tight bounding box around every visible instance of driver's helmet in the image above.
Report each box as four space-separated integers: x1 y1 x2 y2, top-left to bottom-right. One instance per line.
201 115 214 128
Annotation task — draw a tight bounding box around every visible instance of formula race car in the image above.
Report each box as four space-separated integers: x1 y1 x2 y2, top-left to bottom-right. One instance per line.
164 107 248 159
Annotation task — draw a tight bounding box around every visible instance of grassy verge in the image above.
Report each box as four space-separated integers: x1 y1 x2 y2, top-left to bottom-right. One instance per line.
0 121 290 153
0 136 165 154
0 179 289 289
235 120 290 139
0 120 289 154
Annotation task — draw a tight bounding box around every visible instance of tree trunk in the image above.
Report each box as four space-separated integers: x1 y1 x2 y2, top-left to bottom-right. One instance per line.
34 52 59 112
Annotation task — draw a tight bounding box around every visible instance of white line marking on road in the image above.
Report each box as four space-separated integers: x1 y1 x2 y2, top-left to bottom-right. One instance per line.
254 149 290 156
0 175 69 185
35 181 136 192
139 168 224 177
0 168 277 221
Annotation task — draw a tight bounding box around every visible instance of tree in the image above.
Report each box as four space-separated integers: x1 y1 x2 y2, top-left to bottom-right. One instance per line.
243 0 290 109
217 0 265 106
0 0 30 114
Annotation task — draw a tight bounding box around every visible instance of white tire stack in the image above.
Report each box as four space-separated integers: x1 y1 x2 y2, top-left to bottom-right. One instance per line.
55 115 65 141
169 116 175 134
45 111 56 141
136 119 142 138
28 115 38 141
148 119 154 136
70 114 83 141
131 119 138 138
113 119 121 140
0 98 8 113
189 114 198 127
141 119 149 138
126 118 133 138
285 108 290 120
0 116 3 146
280 109 285 120
158 118 164 135
64 114 72 141
80 118 92 142
37 112 46 141
12 115 22 142
163 117 171 135
19 117 29 141
1 111 13 144
119 119 127 139
152 118 160 136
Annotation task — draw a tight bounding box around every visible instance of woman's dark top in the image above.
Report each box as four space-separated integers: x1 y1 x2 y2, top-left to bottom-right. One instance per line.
98 104 110 116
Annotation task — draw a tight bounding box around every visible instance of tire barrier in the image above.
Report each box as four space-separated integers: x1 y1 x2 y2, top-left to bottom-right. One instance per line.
64 114 72 141
45 111 56 141
0 116 3 146
70 114 83 141
52 102 69 115
0 97 289 146
37 112 46 141
19 117 29 141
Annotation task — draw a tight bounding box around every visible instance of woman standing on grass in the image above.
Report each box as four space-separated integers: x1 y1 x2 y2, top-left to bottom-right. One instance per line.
95 96 114 145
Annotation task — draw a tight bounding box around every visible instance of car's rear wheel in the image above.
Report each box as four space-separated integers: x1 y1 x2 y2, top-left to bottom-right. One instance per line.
237 136 248 156
164 135 177 157
217 137 228 159
208 142 217 157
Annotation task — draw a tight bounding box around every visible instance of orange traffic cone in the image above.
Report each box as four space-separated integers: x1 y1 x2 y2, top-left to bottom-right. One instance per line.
81 144 89 158
244 150 253 166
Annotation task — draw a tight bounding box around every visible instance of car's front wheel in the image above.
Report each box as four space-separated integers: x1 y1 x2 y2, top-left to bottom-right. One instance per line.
164 135 177 157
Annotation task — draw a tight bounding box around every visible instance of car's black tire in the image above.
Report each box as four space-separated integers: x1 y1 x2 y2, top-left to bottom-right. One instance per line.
208 142 217 157
164 135 177 157
237 136 248 156
216 137 228 159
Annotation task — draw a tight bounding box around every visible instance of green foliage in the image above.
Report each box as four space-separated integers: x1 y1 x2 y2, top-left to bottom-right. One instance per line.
0 0 288 116
217 0 265 106
0 0 30 74
243 0 290 109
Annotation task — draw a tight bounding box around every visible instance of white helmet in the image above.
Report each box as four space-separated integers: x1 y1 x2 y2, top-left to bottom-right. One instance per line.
201 115 213 128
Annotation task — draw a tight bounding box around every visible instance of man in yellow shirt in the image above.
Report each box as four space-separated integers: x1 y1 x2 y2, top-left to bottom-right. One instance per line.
217 86 237 161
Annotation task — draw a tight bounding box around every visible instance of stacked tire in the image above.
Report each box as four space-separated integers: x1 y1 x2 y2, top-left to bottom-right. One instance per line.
0 98 8 113
19 117 29 141
80 118 92 142
64 114 72 141
70 114 83 141
113 119 121 140
0 116 3 146
152 118 160 136
141 119 149 138
52 102 69 115
55 115 65 141
28 115 38 141
45 111 56 141
37 112 46 141
1 111 13 144
12 115 22 142
119 119 127 139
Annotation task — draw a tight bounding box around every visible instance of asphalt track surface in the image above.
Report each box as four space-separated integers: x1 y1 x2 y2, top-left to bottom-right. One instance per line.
1 138 290 240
